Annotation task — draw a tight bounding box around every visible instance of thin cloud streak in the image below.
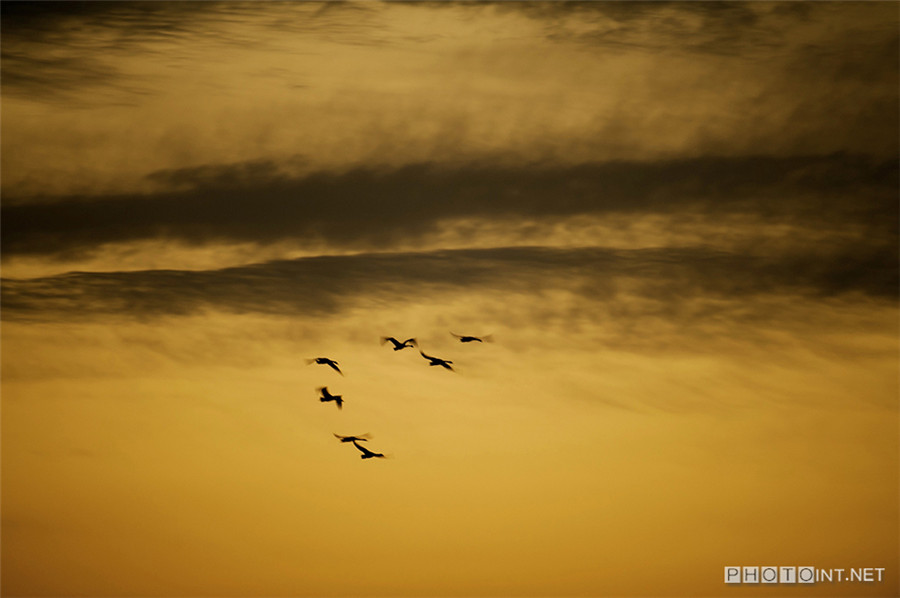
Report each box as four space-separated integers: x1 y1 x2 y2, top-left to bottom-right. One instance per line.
3 245 896 323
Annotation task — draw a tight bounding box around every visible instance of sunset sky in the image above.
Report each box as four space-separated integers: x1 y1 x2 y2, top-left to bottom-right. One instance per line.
2 2 898 596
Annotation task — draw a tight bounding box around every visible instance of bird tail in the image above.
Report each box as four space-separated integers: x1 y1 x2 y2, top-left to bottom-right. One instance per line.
336 398 343 410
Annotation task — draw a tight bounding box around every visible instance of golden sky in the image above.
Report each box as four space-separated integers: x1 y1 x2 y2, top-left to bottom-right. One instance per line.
2 2 898 596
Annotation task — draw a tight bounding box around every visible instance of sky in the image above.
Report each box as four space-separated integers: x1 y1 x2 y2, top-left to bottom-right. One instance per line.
1 2 898 596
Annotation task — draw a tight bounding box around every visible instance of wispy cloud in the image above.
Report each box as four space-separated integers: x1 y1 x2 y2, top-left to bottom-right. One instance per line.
0 2 395 106
4 245 895 323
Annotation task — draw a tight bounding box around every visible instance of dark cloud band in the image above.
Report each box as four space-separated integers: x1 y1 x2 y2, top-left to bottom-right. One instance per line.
3 154 896 258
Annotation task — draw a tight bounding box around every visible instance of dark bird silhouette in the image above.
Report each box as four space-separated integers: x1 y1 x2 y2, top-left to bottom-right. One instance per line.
353 440 386 459
380 337 417 351
318 387 343 410
334 433 370 443
307 357 343 375
419 350 454 371
451 332 493 343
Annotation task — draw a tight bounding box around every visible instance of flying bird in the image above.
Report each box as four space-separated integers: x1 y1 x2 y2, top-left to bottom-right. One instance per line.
451 332 493 343
318 387 344 410
419 350 454 371
380 337 418 351
352 440 387 459
334 433 371 443
307 357 343 375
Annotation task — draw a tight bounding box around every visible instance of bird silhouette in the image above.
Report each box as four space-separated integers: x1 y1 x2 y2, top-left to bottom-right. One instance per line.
451 332 493 343
352 440 387 459
307 357 343 375
334 433 370 443
380 337 417 351
318 387 344 410
419 350 454 371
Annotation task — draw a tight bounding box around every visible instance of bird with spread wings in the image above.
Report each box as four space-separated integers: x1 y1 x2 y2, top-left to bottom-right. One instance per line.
419 350 454 371
334 433 370 443
318 387 344 410
352 440 387 459
451 332 493 343
307 357 343 375
380 337 418 351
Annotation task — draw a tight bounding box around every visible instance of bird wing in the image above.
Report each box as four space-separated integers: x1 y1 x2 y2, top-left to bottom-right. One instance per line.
450 332 463 339
403 338 417 346
353 441 373 456
419 350 434 360
328 362 343 375
334 433 346 440
380 337 394 346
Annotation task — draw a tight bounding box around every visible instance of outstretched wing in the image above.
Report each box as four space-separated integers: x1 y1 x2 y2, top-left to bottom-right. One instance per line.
403 338 417 347
328 362 344 375
419 350 435 361
380 336 395 346
352 441 374 457
450 332 463 340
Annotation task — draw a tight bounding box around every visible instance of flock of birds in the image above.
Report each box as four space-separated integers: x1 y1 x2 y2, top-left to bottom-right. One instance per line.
306 332 493 460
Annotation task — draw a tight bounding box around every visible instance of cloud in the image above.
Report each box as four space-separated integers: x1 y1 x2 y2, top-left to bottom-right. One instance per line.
3 245 895 324
0 2 199 104
3 154 896 259
0 2 384 105
3 2 895 204
499 1 893 67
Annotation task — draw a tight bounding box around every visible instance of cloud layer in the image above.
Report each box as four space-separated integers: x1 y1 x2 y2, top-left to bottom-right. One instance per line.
3 1 897 201
3 154 896 260
4 244 895 324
